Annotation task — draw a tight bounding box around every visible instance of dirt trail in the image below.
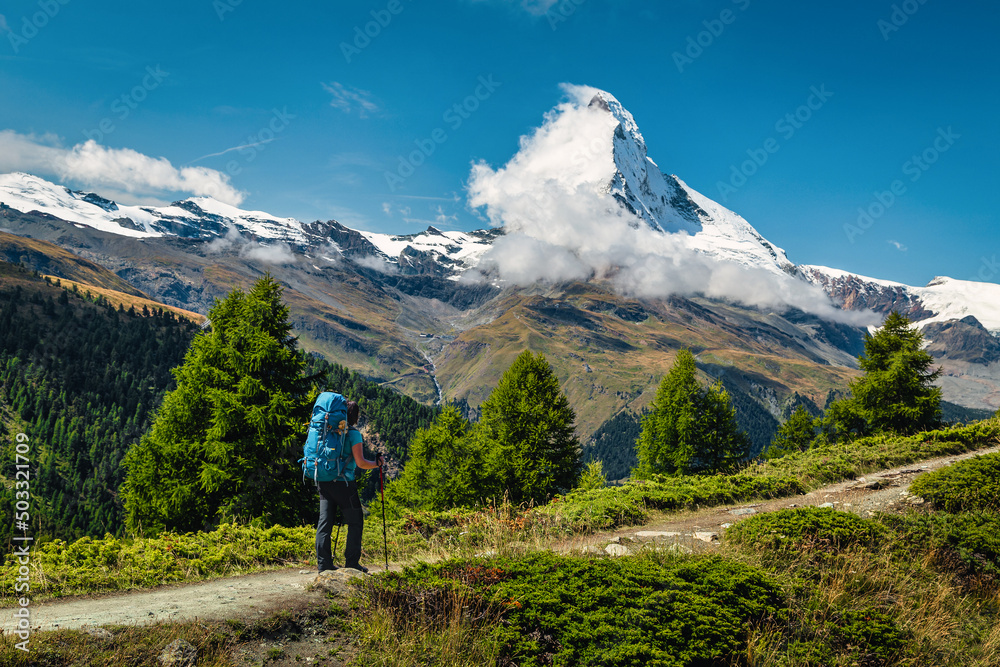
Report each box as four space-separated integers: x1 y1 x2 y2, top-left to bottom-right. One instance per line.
2 445 996 633
558 445 1000 556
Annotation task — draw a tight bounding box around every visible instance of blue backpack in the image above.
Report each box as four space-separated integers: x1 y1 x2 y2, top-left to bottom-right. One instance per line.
300 392 352 483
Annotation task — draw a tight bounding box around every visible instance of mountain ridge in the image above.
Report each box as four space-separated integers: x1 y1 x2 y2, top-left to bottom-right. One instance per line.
1 88 998 433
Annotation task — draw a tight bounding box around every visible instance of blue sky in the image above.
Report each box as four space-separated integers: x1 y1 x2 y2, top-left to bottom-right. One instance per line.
1 0 998 287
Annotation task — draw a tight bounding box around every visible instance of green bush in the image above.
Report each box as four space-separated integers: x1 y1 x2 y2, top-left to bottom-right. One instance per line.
910 453 1000 512
536 474 805 532
361 552 785 667
727 507 888 552
881 511 1000 580
0 523 313 603
787 608 907 666
753 419 1000 487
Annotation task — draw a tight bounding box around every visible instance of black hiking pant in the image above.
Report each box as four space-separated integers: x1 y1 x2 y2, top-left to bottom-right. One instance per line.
316 480 364 571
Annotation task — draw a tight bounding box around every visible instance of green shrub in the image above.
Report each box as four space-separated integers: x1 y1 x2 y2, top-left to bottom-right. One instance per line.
787 608 907 666
727 507 888 552
754 420 1000 487
0 523 313 603
360 552 785 667
910 453 1000 512
537 474 805 533
880 511 1000 580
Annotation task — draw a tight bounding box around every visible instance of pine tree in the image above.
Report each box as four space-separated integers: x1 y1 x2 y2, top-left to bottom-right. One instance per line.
121 275 312 534
823 311 941 438
388 406 488 510
479 351 581 504
635 349 750 477
764 405 816 459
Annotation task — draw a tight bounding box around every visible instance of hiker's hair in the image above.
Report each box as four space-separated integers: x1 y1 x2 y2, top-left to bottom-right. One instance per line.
346 400 360 427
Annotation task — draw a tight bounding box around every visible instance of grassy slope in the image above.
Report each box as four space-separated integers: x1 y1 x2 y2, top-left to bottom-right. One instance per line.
199 263 440 404
5 421 1000 665
41 275 206 324
437 286 859 439
0 230 147 296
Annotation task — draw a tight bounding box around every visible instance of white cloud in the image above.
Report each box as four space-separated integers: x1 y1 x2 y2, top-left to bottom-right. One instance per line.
205 224 297 265
204 225 243 254
322 82 380 118
355 254 398 274
0 14 9 32
433 205 459 228
0 130 245 205
470 0 559 16
466 84 876 327
888 240 908 252
242 242 296 265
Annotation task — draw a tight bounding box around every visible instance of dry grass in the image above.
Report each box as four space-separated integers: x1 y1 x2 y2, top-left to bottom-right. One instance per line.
351 587 503 667
719 531 1000 666
44 274 207 323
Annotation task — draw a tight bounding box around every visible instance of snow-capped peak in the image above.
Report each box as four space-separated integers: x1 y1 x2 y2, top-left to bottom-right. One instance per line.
580 89 794 275
802 265 1000 335
0 172 308 243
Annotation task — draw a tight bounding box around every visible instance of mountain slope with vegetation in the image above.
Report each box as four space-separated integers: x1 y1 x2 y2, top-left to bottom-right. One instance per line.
0 261 198 554
0 266 437 554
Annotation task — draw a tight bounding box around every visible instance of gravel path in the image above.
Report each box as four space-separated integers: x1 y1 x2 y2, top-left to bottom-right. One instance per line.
2 445 996 633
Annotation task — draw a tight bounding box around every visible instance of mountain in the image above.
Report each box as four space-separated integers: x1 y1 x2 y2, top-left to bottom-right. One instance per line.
802 266 1000 413
595 91 794 276
1 88 998 450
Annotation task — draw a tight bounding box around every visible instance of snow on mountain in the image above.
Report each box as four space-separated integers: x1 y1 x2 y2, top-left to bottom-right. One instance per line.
908 277 1000 333
803 265 1000 335
592 90 794 277
0 172 156 238
0 172 307 243
360 226 497 277
0 171 498 279
1 81 996 336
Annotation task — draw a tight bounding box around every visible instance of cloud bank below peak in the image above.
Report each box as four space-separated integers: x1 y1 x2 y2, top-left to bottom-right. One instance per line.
466 84 878 327
0 130 246 206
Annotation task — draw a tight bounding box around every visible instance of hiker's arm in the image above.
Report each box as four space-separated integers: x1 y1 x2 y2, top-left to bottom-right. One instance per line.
352 442 382 470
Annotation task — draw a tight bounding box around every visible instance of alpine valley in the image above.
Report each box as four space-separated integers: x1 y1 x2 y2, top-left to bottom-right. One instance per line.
2 89 998 475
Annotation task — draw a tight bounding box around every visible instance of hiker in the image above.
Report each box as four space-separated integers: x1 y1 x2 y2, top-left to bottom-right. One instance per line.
315 400 383 573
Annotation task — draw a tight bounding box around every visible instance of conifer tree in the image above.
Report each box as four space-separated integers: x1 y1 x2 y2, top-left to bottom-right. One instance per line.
388 405 488 510
635 349 750 477
479 351 581 504
122 275 311 534
822 311 941 438
764 405 817 459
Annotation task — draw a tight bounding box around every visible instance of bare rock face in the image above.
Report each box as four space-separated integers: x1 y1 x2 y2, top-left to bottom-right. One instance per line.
158 638 198 667
605 543 630 557
802 267 934 320
923 316 1000 364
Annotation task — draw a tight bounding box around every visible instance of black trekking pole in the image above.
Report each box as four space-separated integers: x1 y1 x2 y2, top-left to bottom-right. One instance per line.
333 524 341 569
379 459 389 572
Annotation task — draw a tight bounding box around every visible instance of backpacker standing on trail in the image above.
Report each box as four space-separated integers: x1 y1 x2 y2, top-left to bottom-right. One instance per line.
303 395 383 573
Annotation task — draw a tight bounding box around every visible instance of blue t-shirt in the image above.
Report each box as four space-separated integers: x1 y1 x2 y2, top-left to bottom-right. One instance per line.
340 428 364 482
